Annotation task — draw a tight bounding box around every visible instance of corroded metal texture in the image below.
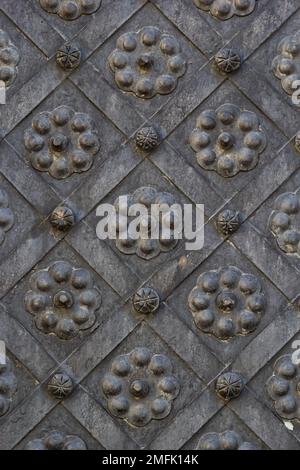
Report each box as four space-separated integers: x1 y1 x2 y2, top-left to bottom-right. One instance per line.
1 0 300 451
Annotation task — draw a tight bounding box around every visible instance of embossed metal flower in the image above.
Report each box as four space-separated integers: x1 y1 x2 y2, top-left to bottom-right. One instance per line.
101 347 180 427
215 372 244 401
24 431 87 450
135 127 160 151
50 206 75 231
47 373 74 399
111 186 180 260
108 26 186 99
0 359 17 417
25 261 101 340
132 287 160 314
189 103 266 177
24 105 100 180
188 266 266 340
0 29 20 87
0 188 14 246
269 189 300 257
215 49 241 73
198 430 260 450
56 44 81 70
216 209 241 236
193 0 257 20
272 33 300 104
267 355 300 421
39 0 101 21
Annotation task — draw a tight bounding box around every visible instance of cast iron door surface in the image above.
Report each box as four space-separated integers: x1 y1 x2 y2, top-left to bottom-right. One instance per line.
1 0 300 451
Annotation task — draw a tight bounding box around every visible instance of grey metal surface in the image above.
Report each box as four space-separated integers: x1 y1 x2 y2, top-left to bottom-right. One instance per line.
0 0 300 451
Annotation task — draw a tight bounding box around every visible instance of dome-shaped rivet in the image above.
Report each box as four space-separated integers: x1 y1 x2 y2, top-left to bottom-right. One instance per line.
132 287 160 314
50 206 75 231
215 372 244 401
47 372 74 399
135 127 160 151
56 44 81 70
215 48 241 73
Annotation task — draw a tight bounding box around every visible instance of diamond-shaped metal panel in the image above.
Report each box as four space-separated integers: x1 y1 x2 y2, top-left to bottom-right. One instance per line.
1 0 300 451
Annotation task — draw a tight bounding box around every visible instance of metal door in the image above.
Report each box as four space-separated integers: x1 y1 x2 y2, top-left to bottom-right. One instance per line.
0 0 300 450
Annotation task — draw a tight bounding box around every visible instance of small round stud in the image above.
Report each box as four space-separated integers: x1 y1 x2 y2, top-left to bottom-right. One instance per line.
132 287 160 315
215 49 241 73
50 206 75 231
47 372 74 399
216 209 241 236
215 372 244 401
135 127 160 151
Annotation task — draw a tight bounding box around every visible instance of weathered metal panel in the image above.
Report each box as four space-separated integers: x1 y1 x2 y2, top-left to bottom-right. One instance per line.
1 0 300 450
